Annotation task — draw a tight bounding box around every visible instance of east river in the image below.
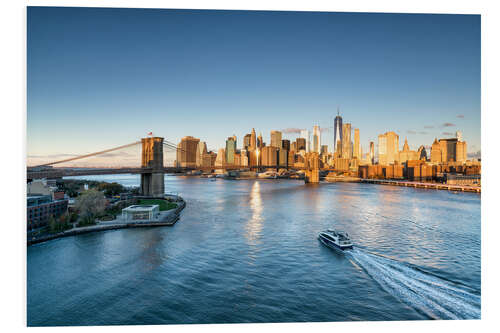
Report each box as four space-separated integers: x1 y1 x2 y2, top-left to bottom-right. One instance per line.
27 175 481 325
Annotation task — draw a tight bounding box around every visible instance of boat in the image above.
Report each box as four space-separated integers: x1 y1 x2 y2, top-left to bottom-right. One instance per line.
318 229 353 251
257 171 278 179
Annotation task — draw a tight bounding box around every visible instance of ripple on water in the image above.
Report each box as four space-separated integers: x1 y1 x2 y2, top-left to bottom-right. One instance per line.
28 177 480 325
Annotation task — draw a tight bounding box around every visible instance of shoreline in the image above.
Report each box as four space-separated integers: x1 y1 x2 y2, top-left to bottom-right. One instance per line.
27 199 186 247
205 176 481 193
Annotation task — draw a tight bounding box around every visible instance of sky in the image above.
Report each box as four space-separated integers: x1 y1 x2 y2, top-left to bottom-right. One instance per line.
27 7 481 166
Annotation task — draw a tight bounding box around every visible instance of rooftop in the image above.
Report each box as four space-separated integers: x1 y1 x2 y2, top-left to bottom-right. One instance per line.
122 204 159 212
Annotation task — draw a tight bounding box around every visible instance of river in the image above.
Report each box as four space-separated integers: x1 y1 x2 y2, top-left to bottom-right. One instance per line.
27 175 481 325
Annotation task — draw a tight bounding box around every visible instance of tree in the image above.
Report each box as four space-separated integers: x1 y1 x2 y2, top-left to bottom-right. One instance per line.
48 215 57 233
47 213 71 233
69 212 78 222
75 189 107 219
97 182 125 197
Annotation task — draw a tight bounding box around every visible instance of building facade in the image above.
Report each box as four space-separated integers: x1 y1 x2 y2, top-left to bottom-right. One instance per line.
369 141 375 164
176 136 200 168
296 137 306 151
398 138 418 164
270 130 282 148
27 194 68 231
225 136 237 164
195 141 208 167
250 128 257 151
243 134 251 150
342 123 352 159
300 129 310 153
353 128 360 160
312 125 321 153
378 131 399 165
261 146 278 167
334 111 343 155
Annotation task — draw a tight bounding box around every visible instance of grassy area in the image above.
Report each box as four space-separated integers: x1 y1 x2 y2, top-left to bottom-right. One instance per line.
137 199 177 211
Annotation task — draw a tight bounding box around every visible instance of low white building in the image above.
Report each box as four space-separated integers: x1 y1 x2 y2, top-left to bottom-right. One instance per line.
122 205 160 221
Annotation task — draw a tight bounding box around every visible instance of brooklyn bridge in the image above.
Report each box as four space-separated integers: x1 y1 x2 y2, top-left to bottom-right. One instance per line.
27 136 322 196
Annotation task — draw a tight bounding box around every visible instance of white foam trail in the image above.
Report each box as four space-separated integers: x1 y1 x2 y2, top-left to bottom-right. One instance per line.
346 248 480 319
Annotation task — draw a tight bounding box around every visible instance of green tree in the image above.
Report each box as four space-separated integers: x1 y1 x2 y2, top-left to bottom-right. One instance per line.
69 212 78 222
47 213 71 233
48 215 57 233
75 189 106 219
78 214 96 227
97 182 125 197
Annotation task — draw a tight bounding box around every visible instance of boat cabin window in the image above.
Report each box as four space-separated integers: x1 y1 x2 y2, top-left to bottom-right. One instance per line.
322 234 334 242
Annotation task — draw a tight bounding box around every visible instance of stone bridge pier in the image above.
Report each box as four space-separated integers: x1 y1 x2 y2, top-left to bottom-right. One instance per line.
141 137 164 197
304 152 320 184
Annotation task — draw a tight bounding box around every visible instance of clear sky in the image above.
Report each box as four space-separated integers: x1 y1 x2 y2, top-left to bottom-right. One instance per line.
27 7 480 166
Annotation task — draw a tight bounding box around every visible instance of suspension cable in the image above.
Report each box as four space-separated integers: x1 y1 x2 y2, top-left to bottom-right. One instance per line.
31 141 142 167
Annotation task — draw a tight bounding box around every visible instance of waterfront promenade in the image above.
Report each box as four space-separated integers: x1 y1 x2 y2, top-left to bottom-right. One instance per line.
27 197 186 246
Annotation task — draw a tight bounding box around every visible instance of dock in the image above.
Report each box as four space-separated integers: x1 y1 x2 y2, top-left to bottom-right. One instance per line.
360 179 480 193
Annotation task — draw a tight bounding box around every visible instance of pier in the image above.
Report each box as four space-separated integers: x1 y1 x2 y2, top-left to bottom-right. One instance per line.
360 178 480 193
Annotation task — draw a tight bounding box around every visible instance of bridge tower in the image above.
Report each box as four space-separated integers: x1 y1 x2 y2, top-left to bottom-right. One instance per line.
304 152 320 184
141 137 164 197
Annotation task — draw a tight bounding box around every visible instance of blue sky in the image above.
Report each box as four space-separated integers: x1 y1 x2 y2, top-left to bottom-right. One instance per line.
27 7 480 165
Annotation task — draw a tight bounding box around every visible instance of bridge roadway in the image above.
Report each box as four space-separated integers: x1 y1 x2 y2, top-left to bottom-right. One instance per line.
27 165 316 180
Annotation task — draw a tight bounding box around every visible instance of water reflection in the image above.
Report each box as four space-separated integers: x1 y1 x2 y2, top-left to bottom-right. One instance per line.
138 230 167 272
31 175 479 325
245 181 263 246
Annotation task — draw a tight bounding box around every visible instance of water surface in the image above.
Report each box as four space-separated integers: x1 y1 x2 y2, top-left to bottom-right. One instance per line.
27 175 481 325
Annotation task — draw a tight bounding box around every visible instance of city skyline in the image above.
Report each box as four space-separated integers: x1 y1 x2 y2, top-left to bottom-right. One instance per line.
28 7 480 165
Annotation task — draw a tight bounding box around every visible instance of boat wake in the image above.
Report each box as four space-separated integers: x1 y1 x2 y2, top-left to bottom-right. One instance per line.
346 248 480 320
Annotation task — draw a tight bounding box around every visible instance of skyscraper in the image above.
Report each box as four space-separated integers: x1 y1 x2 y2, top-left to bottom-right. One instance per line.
195 141 208 167
312 125 321 153
281 139 290 151
215 148 226 167
243 134 251 150
369 141 375 164
270 130 282 148
225 136 237 164
176 136 200 168
334 109 343 154
257 132 264 149
377 131 399 165
398 138 418 163
456 141 467 163
342 123 352 159
417 145 427 161
439 138 457 162
300 129 310 153
240 149 249 167
353 128 360 160
250 128 256 151
431 138 442 163
261 146 278 167
296 137 306 151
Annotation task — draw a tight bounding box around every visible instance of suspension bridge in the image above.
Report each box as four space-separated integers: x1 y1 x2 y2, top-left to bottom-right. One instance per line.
27 136 323 196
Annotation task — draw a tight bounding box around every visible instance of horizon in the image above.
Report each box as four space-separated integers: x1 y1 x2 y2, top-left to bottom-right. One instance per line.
27 7 481 167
